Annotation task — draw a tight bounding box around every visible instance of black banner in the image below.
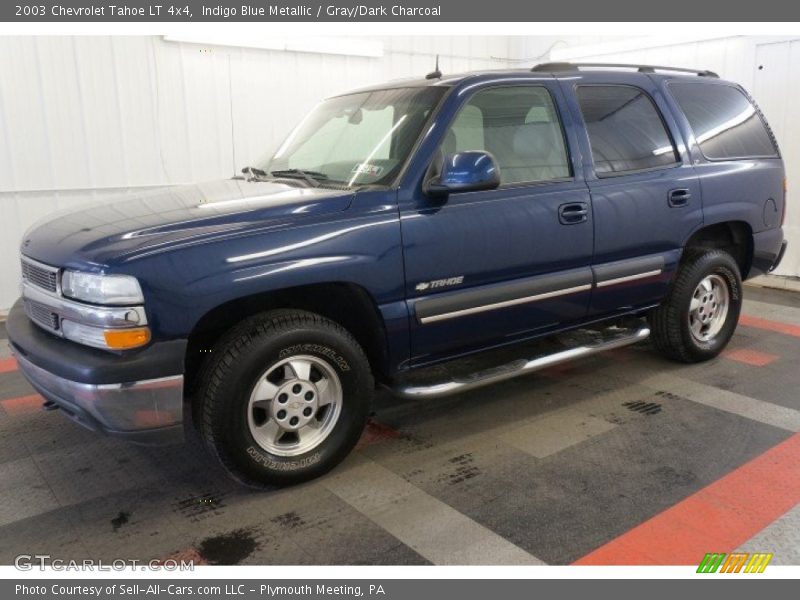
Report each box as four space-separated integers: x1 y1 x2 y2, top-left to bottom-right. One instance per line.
6 579 800 600
3 0 800 22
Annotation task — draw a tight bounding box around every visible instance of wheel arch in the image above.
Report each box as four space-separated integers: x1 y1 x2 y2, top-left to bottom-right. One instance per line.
683 220 754 278
183 282 390 396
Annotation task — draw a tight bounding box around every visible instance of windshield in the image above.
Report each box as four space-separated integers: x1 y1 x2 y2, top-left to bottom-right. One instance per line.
259 86 446 188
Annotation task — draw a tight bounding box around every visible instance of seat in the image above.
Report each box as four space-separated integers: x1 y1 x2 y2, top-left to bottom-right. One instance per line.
488 122 569 184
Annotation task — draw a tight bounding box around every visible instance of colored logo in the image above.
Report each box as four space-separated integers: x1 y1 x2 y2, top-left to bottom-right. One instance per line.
697 552 773 573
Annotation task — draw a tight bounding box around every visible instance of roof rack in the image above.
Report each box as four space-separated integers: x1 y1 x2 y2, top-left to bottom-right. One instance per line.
531 62 719 78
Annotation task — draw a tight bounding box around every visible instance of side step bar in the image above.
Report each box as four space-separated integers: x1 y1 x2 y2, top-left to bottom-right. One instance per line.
389 324 650 400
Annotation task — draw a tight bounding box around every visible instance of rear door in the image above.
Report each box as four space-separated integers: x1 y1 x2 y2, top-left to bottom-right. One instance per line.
561 73 703 316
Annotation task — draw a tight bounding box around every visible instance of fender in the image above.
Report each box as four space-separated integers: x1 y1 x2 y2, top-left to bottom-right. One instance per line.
124 192 405 341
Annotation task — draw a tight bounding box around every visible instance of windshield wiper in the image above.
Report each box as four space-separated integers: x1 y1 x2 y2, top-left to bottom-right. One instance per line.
270 168 329 188
241 166 269 181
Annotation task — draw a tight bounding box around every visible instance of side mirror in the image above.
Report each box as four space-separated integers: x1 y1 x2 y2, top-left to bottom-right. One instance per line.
425 151 501 197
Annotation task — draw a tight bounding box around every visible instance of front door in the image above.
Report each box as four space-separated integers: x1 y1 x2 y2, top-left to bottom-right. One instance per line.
399 80 595 364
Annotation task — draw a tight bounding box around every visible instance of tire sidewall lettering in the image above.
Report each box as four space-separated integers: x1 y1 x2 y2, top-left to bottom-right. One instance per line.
278 343 351 372
718 266 740 302
246 446 322 471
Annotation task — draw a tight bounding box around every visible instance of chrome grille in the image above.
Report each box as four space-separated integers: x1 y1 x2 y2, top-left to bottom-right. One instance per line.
21 258 58 293
24 299 60 332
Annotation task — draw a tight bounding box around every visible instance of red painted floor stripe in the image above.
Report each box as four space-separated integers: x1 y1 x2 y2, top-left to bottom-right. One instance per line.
0 357 17 373
740 314 800 338
356 418 401 449
574 433 800 565
723 348 779 367
1 394 43 415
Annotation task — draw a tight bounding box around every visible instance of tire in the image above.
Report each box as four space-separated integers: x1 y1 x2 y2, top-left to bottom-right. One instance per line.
648 249 742 363
196 309 373 486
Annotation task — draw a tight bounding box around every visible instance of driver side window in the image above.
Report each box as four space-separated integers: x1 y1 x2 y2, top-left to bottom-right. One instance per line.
444 86 571 185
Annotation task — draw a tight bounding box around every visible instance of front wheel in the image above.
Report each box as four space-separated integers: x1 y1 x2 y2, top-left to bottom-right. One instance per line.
196 310 373 486
648 249 743 363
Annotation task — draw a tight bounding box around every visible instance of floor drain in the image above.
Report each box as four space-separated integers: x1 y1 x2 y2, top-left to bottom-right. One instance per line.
623 401 662 415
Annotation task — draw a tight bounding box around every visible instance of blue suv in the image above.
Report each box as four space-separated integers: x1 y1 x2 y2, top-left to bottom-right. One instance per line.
7 63 787 485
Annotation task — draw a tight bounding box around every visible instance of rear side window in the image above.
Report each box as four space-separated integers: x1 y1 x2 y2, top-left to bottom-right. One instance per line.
576 85 679 176
669 83 778 160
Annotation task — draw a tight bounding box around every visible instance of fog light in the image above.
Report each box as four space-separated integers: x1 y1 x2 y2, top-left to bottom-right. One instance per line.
104 328 151 350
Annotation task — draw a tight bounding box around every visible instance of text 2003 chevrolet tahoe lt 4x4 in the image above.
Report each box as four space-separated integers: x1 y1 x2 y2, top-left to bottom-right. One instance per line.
7 63 788 485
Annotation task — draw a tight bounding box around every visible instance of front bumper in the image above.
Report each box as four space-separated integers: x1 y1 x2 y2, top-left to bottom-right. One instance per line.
7 299 186 445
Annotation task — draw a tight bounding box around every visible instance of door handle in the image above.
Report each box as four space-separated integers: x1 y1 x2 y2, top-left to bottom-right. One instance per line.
668 188 692 207
559 202 589 225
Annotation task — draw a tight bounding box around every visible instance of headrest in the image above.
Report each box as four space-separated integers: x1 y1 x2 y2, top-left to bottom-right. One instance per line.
512 122 558 159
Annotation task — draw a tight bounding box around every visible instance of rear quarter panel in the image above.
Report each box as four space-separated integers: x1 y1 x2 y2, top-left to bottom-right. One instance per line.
658 77 786 270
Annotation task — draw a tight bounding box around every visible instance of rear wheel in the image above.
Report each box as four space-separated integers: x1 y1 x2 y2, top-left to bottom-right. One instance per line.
196 310 373 486
648 249 742 363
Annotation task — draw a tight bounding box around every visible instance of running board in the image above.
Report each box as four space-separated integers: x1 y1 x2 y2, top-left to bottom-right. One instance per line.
389 323 650 400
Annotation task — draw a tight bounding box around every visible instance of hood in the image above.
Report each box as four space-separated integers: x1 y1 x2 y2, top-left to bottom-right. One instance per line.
20 179 354 269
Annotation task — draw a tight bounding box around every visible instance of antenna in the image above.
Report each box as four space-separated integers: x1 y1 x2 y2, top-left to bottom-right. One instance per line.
425 55 442 80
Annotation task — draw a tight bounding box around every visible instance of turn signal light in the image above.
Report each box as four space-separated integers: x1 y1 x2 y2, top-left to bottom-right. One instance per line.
103 327 151 350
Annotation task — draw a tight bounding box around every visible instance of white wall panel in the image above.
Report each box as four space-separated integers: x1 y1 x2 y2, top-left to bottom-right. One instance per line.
1 37 58 191
0 34 522 310
74 36 131 188
1 35 517 198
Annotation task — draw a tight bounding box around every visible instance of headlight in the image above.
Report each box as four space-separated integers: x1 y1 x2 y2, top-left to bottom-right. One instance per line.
61 271 144 305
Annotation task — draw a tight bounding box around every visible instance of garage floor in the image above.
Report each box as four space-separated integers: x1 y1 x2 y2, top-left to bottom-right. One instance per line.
1 286 799 567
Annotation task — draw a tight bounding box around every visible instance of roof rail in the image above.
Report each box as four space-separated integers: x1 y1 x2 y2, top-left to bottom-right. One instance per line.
531 62 719 78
